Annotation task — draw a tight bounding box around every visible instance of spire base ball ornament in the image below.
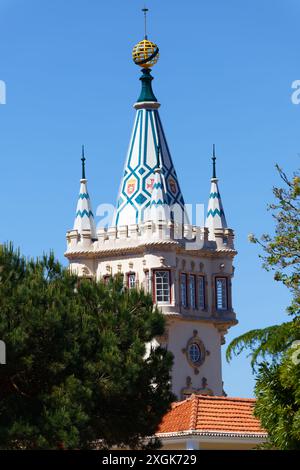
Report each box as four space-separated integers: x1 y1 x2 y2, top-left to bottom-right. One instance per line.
132 39 159 68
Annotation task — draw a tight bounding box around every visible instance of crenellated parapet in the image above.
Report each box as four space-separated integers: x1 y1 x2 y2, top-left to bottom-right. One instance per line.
65 222 236 258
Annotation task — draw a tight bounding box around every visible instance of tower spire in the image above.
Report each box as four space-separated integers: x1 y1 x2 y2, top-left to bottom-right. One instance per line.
81 144 86 179
142 7 149 39
212 144 216 179
73 147 97 240
114 34 186 226
205 146 227 240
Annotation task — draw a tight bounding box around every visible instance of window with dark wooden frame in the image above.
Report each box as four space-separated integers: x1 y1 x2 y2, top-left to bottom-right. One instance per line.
127 272 136 289
215 277 228 310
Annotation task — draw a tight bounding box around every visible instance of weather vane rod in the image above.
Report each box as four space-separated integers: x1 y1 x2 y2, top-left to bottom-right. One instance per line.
81 145 86 180
142 7 149 39
212 144 216 179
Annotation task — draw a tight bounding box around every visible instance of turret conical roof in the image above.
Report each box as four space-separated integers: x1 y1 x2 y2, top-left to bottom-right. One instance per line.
205 146 227 240
73 147 97 239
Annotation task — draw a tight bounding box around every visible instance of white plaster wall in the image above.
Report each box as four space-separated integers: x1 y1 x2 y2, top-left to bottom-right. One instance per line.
167 319 223 399
68 259 96 277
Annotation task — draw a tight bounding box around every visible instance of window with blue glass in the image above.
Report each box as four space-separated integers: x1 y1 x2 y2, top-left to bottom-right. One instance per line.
189 275 196 309
216 277 228 310
198 276 205 310
180 273 188 308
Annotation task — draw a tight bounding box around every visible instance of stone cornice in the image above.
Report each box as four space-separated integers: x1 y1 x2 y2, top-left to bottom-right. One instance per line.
163 311 238 329
65 244 237 260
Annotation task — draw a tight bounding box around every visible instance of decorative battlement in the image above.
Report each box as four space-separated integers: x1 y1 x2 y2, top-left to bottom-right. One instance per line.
66 221 235 256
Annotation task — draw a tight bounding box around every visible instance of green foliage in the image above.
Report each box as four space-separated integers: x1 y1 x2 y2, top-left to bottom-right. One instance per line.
254 350 300 450
226 320 300 368
249 165 300 317
0 244 174 449
227 165 300 449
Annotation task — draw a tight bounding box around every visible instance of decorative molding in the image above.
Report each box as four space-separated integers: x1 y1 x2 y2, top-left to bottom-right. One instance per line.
184 331 206 371
180 376 213 400
160 256 166 267
82 266 92 277
65 243 237 260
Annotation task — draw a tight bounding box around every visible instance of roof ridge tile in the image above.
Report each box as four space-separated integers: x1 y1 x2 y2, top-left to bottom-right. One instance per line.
189 394 198 430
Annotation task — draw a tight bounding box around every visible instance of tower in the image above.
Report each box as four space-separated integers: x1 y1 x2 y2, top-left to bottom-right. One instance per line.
65 18 237 399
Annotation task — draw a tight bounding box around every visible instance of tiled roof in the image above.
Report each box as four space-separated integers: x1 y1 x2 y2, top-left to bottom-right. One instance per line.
157 395 267 437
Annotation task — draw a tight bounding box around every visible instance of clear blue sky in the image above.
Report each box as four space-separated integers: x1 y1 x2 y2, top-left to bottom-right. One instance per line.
0 0 298 397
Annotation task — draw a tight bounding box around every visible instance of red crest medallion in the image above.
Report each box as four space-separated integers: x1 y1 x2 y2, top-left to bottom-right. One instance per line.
127 178 136 195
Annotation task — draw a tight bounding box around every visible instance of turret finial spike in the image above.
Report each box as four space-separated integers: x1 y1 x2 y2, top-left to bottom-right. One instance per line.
81 145 86 180
212 144 216 179
142 6 149 39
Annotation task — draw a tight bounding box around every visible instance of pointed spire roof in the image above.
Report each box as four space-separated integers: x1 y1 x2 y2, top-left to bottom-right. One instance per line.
205 146 227 240
145 146 169 222
114 44 186 226
73 146 97 240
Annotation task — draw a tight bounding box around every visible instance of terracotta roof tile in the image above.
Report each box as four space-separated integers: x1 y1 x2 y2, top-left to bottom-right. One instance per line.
157 395 267 436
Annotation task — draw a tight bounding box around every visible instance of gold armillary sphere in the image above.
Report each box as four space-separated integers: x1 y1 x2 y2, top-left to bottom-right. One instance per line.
132 39 159 68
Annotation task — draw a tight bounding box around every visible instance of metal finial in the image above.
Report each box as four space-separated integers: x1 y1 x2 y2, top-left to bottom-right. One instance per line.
212 144 216 179
142 7 149 39
81 145 86 179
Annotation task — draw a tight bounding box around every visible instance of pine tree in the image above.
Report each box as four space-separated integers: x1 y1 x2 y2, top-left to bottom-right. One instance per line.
226 165 300 449
0 244 174 449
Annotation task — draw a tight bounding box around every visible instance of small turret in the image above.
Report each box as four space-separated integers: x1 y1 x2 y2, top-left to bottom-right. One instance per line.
73 146 97 240
205 145 227 240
